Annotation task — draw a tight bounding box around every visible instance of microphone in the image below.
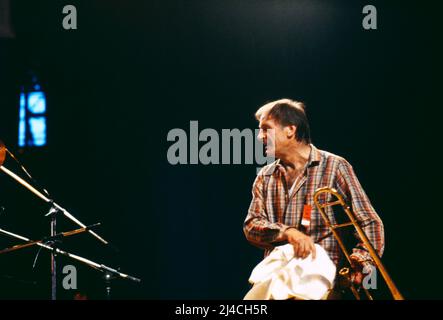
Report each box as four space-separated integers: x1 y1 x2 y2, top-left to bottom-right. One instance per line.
41 223 102 244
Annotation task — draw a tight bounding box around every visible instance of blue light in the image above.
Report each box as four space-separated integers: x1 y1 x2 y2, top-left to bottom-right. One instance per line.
18 93 26 147
29 117 47 146
28 91 46 114
18 90 47 147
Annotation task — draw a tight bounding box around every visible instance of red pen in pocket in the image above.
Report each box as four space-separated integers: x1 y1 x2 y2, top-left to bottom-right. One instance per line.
301 204 312 228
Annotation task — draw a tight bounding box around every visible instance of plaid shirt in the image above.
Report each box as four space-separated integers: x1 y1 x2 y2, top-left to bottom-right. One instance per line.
244 144 384 266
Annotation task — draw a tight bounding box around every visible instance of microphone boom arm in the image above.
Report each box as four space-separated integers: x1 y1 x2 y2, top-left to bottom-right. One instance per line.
0 227 140 283
0 165 108 245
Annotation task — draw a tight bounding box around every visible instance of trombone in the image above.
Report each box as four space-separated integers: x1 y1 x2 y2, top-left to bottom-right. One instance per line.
313 187 404 300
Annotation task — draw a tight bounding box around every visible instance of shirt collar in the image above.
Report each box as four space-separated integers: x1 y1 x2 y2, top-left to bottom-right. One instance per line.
308 144 321 167
261 144 321 176
275 144 321 168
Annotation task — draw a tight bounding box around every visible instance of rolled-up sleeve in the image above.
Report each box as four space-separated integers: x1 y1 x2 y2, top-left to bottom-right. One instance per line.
243 173 288 249
336 160 385 263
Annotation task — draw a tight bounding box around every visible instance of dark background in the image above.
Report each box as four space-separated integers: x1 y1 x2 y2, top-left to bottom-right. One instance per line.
0 0 440 299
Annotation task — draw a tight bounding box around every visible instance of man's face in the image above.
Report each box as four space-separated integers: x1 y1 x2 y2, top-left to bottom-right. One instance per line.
257 116 291 159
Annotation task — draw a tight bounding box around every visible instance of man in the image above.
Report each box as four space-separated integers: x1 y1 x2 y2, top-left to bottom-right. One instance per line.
243 98 384 294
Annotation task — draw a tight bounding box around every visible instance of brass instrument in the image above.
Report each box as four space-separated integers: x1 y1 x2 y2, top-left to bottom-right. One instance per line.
313 187 404 300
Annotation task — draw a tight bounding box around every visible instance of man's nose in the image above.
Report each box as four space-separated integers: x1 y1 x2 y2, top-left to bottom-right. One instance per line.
257 129 265 142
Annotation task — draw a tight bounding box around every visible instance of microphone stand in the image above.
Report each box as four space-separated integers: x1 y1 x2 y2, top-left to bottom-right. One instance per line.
0 227 141 299
0 141 111 299
50 207 57 300
0 166 108 245
0 223 101 254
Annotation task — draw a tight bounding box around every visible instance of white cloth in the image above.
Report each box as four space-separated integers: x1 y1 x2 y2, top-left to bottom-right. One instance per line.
244 244 336 300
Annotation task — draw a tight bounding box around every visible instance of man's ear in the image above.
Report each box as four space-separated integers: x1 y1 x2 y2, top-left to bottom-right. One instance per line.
285 125 297 139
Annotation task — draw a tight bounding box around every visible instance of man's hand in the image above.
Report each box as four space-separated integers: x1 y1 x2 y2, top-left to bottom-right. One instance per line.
284 227 316 260
350 257 374 286
352 270 364 286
